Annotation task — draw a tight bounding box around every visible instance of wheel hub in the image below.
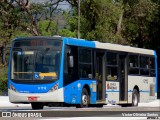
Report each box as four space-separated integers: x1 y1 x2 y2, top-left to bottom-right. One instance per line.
133 94 138 106
82 95 88 105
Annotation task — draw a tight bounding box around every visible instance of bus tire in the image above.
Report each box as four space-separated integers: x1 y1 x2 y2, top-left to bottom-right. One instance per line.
31 102 44 110
76 88 89 108
132 89 139 106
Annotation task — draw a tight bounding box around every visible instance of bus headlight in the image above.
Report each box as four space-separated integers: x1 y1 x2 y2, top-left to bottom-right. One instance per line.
10 84 17 92
48 84 59 92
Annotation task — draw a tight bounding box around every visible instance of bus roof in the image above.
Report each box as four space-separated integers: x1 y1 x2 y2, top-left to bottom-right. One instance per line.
63 37 154 55
13 36 154 55
94 41 154 55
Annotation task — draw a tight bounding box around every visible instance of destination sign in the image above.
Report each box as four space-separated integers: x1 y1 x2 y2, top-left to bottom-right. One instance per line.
13 39 62 47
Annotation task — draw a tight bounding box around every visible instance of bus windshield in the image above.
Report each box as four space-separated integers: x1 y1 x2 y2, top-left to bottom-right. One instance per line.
11 40 62 81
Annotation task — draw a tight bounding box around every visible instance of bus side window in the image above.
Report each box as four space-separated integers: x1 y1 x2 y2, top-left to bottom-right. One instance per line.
106 52 118 81
140 56 149 76
78 48 92 79
128 55 139 75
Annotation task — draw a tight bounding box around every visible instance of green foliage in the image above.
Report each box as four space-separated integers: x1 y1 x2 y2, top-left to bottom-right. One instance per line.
60 10 78 38
122 0 159 48
39 20 56 36
66 0 160 48
0 65 8 92
64 10 78 33
59 29 77 37
13 30 32 38
79 0 124 43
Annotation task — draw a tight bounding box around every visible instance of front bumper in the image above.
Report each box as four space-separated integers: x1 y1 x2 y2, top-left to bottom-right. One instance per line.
8 88 64 103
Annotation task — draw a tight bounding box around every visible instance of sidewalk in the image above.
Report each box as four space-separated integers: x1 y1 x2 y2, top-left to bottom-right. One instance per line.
0 96 30 107
138 99 160 107
105 99 160 107
0 96 159 108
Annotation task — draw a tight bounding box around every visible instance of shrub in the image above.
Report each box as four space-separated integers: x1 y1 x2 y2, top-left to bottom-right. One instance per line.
0 65 8 92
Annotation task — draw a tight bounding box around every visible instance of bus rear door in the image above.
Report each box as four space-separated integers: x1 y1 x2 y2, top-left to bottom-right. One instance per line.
119 53 128 103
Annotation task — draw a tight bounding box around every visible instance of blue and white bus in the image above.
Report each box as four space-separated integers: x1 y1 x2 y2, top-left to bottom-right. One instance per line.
8 36 157 109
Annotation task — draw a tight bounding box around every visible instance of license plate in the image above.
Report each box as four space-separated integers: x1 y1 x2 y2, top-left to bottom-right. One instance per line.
28 96 38 101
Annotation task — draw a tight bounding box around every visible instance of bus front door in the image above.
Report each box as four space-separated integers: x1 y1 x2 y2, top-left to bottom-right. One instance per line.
95 52 106 102
119 54 128 102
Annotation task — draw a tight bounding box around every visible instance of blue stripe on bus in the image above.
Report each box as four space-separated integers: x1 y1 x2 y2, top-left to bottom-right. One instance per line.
154 50 158 93
106 90 119 92
129 90 150 93
63 37 96 48
140 91 150 93
106 90 150 93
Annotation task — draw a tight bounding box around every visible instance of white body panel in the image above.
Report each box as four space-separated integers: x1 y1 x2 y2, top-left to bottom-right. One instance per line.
105 76 156 104
95 42 154 55
128 75 156 103
105 81 119 104
8 88 64 103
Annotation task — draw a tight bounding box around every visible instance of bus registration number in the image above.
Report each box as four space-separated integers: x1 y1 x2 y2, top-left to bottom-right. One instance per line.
28 96 38 101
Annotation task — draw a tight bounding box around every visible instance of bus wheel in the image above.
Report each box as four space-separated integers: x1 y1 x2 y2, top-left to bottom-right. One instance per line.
132 89 139 106
76 88 89 108
31 102 44 110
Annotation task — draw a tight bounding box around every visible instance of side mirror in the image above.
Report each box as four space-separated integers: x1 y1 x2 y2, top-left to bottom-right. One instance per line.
68 56 74 68
88 74 93 79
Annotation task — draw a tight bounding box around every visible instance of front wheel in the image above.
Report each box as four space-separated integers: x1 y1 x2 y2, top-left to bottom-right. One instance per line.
76 88 89 108
31 102 44 110
132 89 139 106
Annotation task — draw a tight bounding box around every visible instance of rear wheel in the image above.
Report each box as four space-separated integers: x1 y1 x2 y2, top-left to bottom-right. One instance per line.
76 88 89 108
31 102 44 110
132 89 139 106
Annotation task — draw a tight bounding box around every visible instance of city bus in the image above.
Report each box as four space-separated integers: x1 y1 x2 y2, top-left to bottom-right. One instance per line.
8 36 157 109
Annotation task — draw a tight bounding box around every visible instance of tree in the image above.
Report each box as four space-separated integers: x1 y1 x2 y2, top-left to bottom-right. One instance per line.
66 0 125 43
58 10 77 37
122 0 159 48
0 0 65 93
66 0 160 50
147 0 160 50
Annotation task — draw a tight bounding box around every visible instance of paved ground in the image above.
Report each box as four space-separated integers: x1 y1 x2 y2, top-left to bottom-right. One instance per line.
0 96 159 107
0 96 159 120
